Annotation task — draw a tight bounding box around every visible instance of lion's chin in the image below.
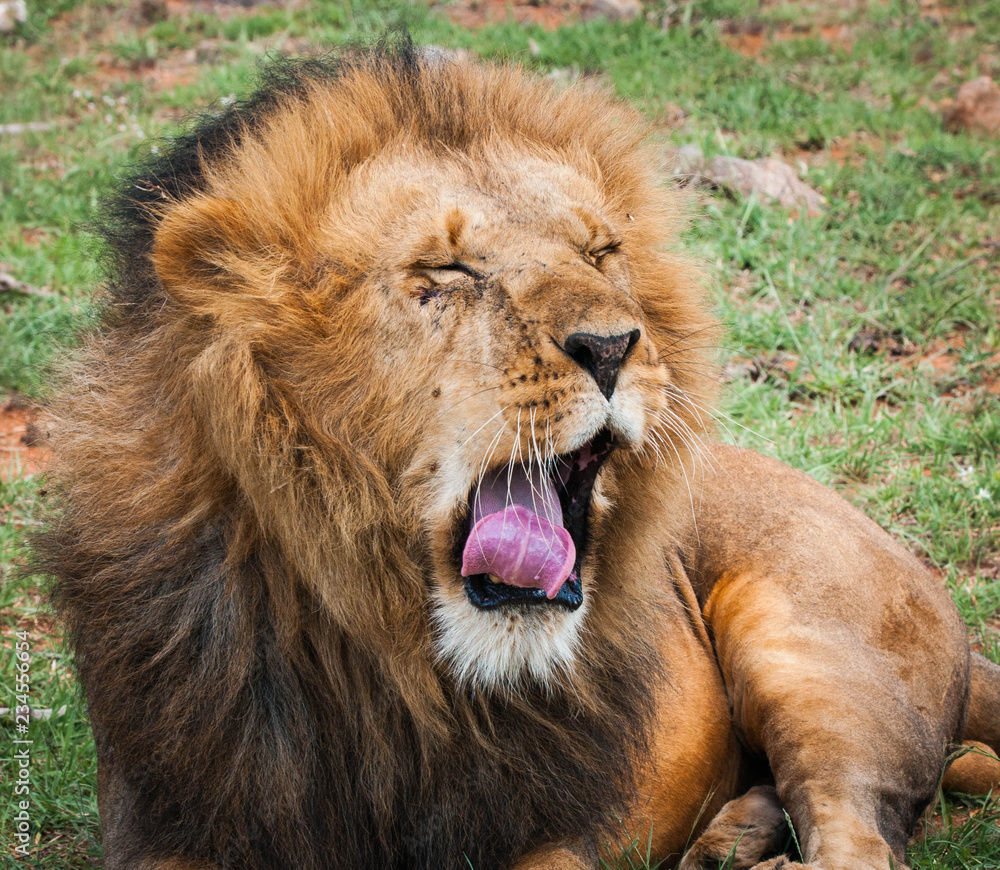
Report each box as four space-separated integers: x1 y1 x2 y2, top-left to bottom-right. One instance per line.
432 585 590 690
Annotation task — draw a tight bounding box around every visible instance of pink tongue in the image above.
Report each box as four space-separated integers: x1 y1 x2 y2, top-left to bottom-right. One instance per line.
461 466 575 599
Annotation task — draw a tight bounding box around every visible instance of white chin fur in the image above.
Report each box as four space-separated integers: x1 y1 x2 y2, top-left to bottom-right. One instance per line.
431 585 588 692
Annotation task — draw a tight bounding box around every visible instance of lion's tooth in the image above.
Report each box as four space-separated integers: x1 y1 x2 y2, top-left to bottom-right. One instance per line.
488 573 502 584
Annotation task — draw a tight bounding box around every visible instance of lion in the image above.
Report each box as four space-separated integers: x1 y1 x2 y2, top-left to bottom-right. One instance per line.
37 41 1000 870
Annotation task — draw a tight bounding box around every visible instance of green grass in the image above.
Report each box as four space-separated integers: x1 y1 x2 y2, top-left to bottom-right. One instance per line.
2 0 999 866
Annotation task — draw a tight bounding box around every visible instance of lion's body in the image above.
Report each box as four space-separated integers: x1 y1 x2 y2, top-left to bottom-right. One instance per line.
38 43 1000 870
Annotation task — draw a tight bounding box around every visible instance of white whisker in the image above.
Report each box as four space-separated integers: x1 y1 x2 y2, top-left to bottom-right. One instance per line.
647 418 699 543
470 416 510 560
655 405 716 475
448 406 509 461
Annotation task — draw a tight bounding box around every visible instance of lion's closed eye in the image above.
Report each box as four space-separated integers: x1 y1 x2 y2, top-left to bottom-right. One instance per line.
583 243 620 270
424 262 480 284
411 262 480 304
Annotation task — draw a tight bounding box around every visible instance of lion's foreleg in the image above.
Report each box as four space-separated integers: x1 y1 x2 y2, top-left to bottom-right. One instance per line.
678 786 788 870
964 654 1000 754
942 740 1000 795
685 447 977 870
945 654 1000 794
703 573 960 870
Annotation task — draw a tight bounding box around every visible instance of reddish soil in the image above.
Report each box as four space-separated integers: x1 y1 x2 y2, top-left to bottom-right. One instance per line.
720 19 854 60
0 399 49 483
721 31 767 58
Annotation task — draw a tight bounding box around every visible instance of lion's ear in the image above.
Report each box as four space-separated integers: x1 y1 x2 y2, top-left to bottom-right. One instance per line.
151 195 275 315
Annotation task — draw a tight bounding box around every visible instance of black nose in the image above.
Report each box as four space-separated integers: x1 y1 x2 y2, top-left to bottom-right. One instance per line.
562 329 641 400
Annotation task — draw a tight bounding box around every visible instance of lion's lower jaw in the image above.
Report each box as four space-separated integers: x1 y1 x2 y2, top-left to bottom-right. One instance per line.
431 586 589 690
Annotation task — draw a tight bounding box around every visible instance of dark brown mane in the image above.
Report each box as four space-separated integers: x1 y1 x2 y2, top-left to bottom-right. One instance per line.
42 501 660 868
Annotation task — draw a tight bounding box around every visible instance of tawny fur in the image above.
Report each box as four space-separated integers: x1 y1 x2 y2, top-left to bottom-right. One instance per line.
37 39 1000 870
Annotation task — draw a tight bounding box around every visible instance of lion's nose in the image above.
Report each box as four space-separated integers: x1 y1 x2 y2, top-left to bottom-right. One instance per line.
562 329 641 400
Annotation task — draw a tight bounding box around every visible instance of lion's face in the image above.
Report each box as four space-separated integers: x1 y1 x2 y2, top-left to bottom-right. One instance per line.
148 65 714 694
339 150 694 688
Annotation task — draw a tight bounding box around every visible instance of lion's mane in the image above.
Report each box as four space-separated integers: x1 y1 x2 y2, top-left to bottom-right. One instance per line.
38 39 716 870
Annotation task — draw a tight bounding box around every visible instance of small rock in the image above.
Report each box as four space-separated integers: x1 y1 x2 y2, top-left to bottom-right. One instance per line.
527 38 541 57
942 77 1000 135
661 143 706 178
0 0 26 32
708 156 827 216
584 0 642 23
420 45 472 65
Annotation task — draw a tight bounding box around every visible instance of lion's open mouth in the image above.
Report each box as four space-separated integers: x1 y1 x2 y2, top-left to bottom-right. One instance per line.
459 430 616 611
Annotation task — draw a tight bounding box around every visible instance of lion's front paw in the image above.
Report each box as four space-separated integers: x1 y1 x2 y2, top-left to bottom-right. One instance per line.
749 859 813 870
750 856 910 870
510 844 594 870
